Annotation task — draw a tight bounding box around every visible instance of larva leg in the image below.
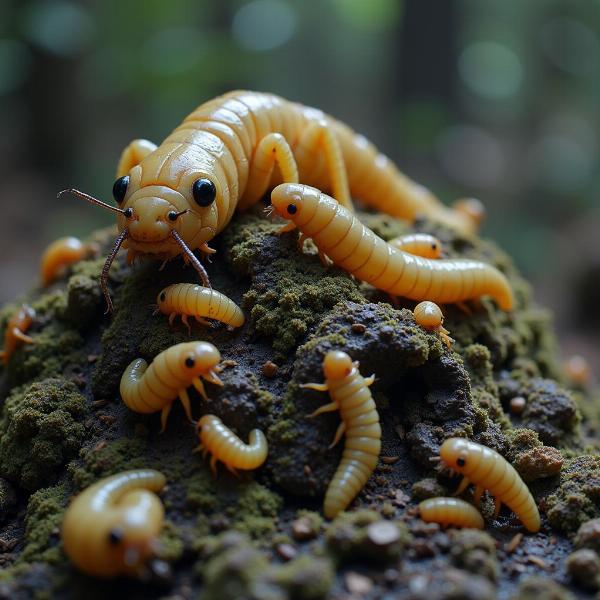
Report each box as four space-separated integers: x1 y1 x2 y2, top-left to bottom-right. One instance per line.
116 139 157 178
210 455 218 477
328 421 346 449
300 382 330 392
298 233 308 250
243 133 299 213
194 316 212 327
473 485 484 507
364 374 375 387
454 477 471 496
169 313 178 326
439 328 454 349
296 120 354 212
493 497 502 518
181 315 191 334
192 378 208 400
202 370 223 386
226 464 240 478
178 389 193 422
13 329 35 344
160 404 172 434
306 402 338 418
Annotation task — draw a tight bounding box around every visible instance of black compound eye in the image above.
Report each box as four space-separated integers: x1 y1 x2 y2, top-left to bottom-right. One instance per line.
286 203 297 215
431 243 437 250
457 457 466 467
124 207 133 219
159 292 166 302
167 211 178 222
113 175 129 204
185 357 195 368
108 529 124 545
192 178 216 207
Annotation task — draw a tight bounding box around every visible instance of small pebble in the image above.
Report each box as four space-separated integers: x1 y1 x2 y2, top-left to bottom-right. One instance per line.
262 361 279 378
291 516 318 541
345 572 373 595
505 533 523 554
367 521 400 547
351 323 366 334
567 549 600 590
564 355 591 386
509 396 526 414
275 543 297 561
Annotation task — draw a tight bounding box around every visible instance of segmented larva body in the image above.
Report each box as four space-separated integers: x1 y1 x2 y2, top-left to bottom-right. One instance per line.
440 438 540 533
195 414 268 475
61 469 166 578
61 91 478 311
0 304 35 365
418 497 484 529
40 236 97 286
388 233 442 259
413 301 453 348
301 350 381 519
270 184 514 310
157 284 244 329
119 341 222 431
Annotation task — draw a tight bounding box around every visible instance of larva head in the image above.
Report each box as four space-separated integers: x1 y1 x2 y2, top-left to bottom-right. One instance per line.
453 197 486 229
180 341 221 376
414 301 444 330
103 491 164 576
270 183 320 223
439 438 471 474
323 350 354 380
156 286 176 314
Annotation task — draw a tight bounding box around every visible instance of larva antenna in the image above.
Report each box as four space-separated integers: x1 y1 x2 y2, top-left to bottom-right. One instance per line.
171 230 211 288
57 188 126 216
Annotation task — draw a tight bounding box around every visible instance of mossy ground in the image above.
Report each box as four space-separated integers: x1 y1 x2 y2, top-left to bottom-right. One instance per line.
0 208 597 599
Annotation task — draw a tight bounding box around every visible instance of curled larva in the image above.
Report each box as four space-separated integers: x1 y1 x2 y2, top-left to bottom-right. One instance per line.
61 469 166 578
270 183 514 310
157 284 244 330
439 438 540 533
119 341 222 431
40 236 97 286
301 350 381 519
388 233 442 259
419 497 484 529
0 304 35 365
413 301 453 348
195 414 268 475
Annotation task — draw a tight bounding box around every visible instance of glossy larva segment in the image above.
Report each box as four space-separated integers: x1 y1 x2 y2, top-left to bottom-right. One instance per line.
439 438 540 533
61 470 166 578
195 414 268 475
119 341 222 431
389 233 443 259
157 284 244 329
301 350 381 519
413 301 453 348
0 304 35 365
271 184 514 311
419 497 485 529
40 236 97 286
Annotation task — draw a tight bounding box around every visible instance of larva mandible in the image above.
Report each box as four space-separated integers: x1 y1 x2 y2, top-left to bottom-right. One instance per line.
157 283 244 330
301 350 381 519
439 438 540 533
195 414 268 475
413 301 454 348
388 233 442 259
418 497 484 529
270 183 514 311
61 469 166 578
40 236 98 287
0 304 35 365
119 341 222 431
57 91 478 311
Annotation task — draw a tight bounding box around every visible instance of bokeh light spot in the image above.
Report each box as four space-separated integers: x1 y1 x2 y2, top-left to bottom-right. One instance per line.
232 0 296 52
459 42 523 100
20 1 94 58
141 27 204 76
331 0 402 33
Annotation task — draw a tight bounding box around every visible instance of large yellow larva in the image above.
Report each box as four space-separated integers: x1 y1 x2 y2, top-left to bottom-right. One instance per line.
270 183 514 310
418 497 484 529
61 469 166 578
119 341 222 431
157 284 244 330
301 350 381 519
0 304 35 365
195 414 268 475
58 91 477 311
439 438 540 533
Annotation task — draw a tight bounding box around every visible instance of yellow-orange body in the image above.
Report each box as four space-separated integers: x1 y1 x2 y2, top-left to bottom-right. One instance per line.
0 304 35 365
119 341 222 431
413 301 453 348
195 414 268 475
271 184 514 310
61 469 166 578
418 497 484 529
389 233 442 258
440 438 540 533
301 351 381 519
40 236 97 286
157 284 244 329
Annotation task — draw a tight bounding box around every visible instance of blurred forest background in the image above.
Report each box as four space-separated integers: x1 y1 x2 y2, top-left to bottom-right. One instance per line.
0 0 599 376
